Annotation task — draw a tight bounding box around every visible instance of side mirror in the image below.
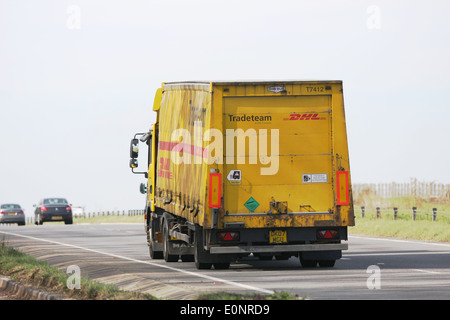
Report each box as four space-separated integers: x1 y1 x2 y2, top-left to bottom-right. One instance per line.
130 158 138 169
130 138 139 158
140 183 147 194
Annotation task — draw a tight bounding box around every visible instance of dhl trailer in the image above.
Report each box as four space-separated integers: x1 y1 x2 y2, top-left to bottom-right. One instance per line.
129 80 354 269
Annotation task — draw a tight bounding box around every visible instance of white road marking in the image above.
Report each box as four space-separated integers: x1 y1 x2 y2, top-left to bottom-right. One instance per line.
349 235 450 248
344 251 450 257
0 230 274 295
410 269 441 274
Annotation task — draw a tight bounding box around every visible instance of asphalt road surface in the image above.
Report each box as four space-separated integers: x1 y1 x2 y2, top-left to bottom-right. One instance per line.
1 223 449 300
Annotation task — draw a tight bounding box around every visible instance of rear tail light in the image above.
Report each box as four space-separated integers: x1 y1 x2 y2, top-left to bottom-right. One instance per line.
40 206 48 212
18 210 24 214
218 232 240 241
317 229 339 239
0 210 5 214
66 206 72 212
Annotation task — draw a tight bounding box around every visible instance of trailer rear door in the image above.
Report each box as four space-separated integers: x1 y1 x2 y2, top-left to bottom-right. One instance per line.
222 94 334 215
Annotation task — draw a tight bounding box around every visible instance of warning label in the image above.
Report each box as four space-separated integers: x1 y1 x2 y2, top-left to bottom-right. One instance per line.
244 196 260 213
227 170 241 184
302 173 328 183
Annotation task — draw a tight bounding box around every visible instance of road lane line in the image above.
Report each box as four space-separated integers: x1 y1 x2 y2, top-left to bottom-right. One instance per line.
0 230 274 295
411 269 441 274
344 251 450 257
349 235 450 248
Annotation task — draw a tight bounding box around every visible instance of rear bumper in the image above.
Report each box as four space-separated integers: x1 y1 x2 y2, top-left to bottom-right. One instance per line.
207 226 348 254
40 213 72 222
0 215 25 223
210 242 347 254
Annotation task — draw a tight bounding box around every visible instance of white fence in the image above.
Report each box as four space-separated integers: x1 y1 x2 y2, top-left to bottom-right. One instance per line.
77 209 145 219
353 180 450 199
1 209 146 225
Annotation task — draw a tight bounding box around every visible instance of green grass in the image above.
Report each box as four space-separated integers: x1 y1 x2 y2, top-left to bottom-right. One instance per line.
351 195 450 242
197 290 301 300
73 215 144 224
350 216 450 242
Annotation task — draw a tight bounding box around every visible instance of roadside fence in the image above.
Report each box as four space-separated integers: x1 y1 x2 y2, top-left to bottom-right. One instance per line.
358 206 450 222
76 209 145 219
0 210 145 226
353 180 450 200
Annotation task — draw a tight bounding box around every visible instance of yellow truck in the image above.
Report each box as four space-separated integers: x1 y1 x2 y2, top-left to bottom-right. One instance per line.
129 80 354 269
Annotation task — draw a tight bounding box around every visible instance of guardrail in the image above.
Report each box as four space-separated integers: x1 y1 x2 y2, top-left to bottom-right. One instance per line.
0 210 145 226
358 206 450 221
77 209 145 219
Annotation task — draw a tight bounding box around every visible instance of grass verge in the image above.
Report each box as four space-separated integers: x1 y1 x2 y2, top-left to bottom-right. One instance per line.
351 195 450 242
0 242 157 300
73 215 144 224
197 291 301 300
349 216 450 242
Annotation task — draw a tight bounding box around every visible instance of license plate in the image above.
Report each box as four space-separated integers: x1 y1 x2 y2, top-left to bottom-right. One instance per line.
8 212 16 216
52 216 62 220
269 230 287 244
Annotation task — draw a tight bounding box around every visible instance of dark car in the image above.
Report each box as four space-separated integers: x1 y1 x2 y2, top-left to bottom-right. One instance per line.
0 203 26 226
34 198 73 225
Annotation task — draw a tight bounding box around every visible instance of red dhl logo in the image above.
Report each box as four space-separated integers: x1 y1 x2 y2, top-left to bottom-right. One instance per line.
284 113 326 120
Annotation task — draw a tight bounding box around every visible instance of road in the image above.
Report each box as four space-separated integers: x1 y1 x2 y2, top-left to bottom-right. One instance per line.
1 223 449 300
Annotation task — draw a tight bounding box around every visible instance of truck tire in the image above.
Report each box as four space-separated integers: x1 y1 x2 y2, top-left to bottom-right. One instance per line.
194 228 212 270
300 250 339 268
162 219 179 262
149 232 163 259
181 255 195 262
213 262 230 269
147 212 163 259
299 254 317 268
318 260 336 268
258 254 273 261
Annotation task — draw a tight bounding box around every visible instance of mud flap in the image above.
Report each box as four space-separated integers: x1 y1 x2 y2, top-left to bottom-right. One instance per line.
194 226 235 269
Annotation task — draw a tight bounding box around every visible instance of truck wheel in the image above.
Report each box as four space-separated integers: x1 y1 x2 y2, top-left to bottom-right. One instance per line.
213 262 230 269
149 233 163 259
194 229 212 270
195 257 212 269
181 255 195 262
318 260 336 268
162 220 179 262
299 254 317 268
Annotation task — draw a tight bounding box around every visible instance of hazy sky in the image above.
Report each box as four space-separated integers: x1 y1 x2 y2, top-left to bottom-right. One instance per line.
1 0 449 215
